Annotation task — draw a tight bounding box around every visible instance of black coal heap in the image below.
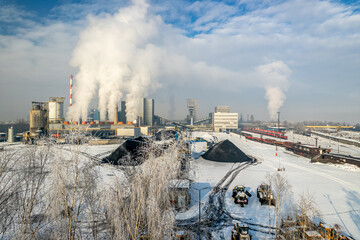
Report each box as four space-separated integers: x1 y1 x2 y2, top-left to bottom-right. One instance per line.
155 130 176 141
201 139 251 163
102 136 148 166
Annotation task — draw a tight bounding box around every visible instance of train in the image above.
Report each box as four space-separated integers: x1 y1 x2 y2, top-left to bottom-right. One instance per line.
243 127 288 140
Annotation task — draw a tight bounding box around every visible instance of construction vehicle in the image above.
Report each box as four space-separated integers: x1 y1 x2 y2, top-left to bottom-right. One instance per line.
278 217 355 240
318 222 354 240
231 222 251 240
257 183 275 206
23 131 42 144
175 231 187 240
232 185 252 207
305 230 325 240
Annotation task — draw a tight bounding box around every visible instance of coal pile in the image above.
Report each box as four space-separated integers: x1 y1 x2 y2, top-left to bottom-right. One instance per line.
201 139 251 163
155 130 177 141
102 137 149 166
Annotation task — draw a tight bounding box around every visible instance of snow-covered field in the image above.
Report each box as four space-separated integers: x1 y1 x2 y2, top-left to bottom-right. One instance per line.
185 132 360 239
2 132 359 239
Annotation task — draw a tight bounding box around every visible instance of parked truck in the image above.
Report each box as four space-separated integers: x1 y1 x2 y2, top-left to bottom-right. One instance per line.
257 183 275 206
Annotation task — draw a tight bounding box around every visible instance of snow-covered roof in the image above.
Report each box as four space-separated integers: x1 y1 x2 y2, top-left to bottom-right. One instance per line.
169 179 190 189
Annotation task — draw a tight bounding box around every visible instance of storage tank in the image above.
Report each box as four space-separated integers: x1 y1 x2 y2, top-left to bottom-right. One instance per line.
30 102 47 133
48 97 64 122
7 126 14 143
143 98 154 126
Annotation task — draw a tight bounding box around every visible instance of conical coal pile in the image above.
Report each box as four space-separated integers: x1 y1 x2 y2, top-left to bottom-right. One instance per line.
201 139 251 163
103 137 149 166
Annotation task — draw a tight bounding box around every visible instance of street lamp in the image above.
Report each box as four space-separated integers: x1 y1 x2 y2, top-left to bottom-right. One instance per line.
193 187 211 223
193 186 211 239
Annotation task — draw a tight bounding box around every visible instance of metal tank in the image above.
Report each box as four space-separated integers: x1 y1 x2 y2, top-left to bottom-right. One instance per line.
7 126 14 143
143 98 154 126
48 97 64 122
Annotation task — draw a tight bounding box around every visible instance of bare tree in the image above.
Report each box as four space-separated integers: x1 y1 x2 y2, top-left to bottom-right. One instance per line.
0 150 22 237
46 143 97 240
16 144 51 240
296 190 320 239
266 171 292 239
104 141 181 239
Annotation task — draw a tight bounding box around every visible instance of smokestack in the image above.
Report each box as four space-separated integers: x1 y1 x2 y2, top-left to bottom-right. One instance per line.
114 104 118 124
70 75 73 107
277 112 280 129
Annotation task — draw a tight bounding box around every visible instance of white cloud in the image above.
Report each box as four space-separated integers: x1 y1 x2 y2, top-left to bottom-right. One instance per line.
0 0 359 123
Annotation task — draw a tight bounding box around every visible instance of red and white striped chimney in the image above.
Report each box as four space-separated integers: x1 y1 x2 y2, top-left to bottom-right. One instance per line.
69 74 73 107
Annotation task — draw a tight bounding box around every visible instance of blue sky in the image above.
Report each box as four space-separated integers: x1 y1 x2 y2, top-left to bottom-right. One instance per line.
0 0 359 123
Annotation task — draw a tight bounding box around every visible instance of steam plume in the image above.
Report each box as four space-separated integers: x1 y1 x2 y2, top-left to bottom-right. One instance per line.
67 0 163 122
256 61 291 120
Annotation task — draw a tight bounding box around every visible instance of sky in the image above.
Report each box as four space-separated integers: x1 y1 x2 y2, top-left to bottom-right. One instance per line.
0 0 359 123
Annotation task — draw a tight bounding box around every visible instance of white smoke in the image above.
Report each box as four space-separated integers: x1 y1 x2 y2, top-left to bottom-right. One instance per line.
67 0 163 122
256 61 291 120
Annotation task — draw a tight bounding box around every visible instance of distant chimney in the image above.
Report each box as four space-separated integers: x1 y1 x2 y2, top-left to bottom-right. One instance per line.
70 75 73 107
114 104 118 124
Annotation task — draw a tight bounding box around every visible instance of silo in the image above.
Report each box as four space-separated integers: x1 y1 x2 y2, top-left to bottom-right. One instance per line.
143 98 154 126
7 126 14 143
48 97 64 122
30 102 47 133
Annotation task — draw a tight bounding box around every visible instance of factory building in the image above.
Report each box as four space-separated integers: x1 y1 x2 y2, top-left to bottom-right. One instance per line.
215 106 230 113
186 99 198 125
212 106 238 132
48 97 64 123
88 109 100 122
30 102 48 134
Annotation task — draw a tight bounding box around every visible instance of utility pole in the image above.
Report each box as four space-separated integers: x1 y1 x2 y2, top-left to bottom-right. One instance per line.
193 187 210 239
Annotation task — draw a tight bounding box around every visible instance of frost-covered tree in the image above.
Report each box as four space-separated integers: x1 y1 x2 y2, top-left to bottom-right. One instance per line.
46 143 98 240
266 171 292 239
104 141 181 239
296 190 320 239
0 150 22 237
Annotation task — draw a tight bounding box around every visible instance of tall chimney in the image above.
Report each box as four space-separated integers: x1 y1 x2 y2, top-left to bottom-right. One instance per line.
70 75 73 107
114 104 118 124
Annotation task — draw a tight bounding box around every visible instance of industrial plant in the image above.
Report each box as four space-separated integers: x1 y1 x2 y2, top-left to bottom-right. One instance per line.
0 74 359 240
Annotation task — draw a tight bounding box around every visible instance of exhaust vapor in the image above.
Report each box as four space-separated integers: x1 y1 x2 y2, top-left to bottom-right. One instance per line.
256 61 291 120
67 0 163 122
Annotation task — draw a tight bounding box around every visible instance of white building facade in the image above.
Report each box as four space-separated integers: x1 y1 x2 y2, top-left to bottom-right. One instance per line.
212 112 238 132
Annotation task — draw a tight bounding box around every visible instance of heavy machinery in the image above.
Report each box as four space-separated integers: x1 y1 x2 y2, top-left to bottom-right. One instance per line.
318 222 354 240
231 222 251 240
278 217 355 240
257 183 275 206
23 130 43 144
304 230 325 240
232 185 252 207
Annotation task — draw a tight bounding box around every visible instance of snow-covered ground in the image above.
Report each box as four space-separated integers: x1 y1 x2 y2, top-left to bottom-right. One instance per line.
2 133 359 239
185 132 360 239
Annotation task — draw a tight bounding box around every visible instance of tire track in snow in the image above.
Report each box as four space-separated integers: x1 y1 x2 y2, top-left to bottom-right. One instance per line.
263 159 360 192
